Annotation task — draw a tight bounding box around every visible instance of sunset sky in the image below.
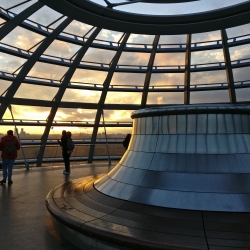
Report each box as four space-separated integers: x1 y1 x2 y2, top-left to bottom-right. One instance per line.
0 0 250 135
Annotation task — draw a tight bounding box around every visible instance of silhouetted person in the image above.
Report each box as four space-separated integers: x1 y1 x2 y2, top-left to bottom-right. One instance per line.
58 130 69 174
123 133 131 150
0 130 20 185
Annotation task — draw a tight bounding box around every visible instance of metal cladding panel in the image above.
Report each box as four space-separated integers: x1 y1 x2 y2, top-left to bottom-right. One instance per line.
128 187 250 212
177 115 186 134
108 166 148 186
140 171 250 193
140 117 146 134
217 114 226 133
207 114 217 134
128 134 138 151
145 116 159 134
196 135 206 154
159 115 169 134
234 114 243 133
155 134 170 153
134 135 158 152
225 114 235 133
95 177 138 200
169 115 177 134
176 135 186 153
242 115 250 133
197 114 207 134
206 134 218 154
187 114 197 134
119 150 131 166
185 135 196 154
120 151 154 169
149 153 250 173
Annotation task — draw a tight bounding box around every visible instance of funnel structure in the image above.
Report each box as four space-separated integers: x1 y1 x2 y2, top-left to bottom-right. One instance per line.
46 104 250 249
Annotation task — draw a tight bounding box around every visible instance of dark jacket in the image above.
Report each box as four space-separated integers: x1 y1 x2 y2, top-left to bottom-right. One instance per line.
0 135 20 159
60 135 68 152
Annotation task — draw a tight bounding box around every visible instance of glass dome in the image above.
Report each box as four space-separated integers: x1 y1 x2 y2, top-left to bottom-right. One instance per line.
0 0 250 167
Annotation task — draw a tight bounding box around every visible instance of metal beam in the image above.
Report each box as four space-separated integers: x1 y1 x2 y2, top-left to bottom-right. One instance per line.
0 1 44 41
184 34 191 104
88 33 130 163
36 27 101 167
141 35 159 108
40 0 250 35
0 18 72 120
221 29 236 103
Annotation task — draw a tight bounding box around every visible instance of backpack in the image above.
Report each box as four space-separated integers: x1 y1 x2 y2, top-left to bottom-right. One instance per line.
5 139 15 155
67 138 74 151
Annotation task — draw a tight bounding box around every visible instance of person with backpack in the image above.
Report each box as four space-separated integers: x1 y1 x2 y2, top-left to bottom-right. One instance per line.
0 130 20 185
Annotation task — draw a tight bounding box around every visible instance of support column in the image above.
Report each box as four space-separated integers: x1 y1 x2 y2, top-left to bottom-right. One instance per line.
221 29 236 103
88 33 130 163
0 18 72 120
0 1 44 40
184 34 191 104
141 35 160 108
36 27 101 167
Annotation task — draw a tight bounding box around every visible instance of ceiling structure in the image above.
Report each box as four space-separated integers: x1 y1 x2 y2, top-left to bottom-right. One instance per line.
0 0 250 166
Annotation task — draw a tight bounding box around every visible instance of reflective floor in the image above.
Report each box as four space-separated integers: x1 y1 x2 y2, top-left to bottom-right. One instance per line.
0 163 116 250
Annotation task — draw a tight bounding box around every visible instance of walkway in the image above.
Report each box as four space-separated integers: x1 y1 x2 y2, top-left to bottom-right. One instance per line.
0 163 115 250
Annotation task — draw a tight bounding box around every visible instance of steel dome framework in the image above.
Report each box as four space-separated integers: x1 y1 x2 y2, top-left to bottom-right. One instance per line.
0 0 250 166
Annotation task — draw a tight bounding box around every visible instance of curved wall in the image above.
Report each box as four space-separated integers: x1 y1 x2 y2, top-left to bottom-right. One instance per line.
95 104 250 212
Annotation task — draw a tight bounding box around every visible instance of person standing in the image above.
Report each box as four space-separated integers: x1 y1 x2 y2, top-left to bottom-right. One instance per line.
0 130 20 185
58 130 69 174
64 131 74 175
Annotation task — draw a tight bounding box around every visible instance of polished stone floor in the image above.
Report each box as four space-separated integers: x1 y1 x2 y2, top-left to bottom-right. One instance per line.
0 163 115 250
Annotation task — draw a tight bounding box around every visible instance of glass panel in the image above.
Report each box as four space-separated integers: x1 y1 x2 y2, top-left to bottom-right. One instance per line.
14 83 58 100
127 34 155 44
159 35 186 45
192 31 221 43
0 80 11 96
154 53 185 66
48 126 93 140
71 69 108 84
43 40 81 59
63 20 93 37
2 105 51 121
82 48 116 64
54 108 96 122
0 0 36 13
61 89 101 103
233 67 250 82
0 52 26 73
190 90 230 104
229 44 250 61
103 110 133 122
110 72 145 86
28 62 68 80
95 127 128 156
191 49 224 65
150 73 184 87
105 92 141 104
28 6 62 26
118 52 150 66
226 23 250 39
147 92 183 104
1 27 45 51
191 70 227 87
95 29 124 43
236 88 250 102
